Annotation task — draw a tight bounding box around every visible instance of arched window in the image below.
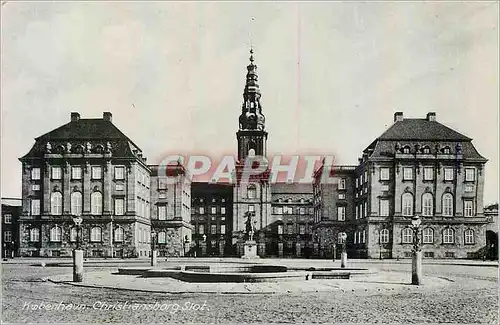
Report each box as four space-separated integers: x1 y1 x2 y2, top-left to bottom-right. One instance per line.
380 229 389 244
422 146 431 154
401 228 413 244
90 227 102 242
402 193 413 216
114 227 124 242
247 185 256 199
29 228 40 242
442 146 451 154
442 193 453 216
91 192 102 215
50 226 62 242
422 193 433 216
422 228 434 244
158 231 166 244
71 191 82 216
402 146 411 154
51 192 63 215
442 228 454 244
464 229 474 244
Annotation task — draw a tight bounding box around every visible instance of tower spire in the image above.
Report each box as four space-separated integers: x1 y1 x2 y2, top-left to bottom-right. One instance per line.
239 47 265 132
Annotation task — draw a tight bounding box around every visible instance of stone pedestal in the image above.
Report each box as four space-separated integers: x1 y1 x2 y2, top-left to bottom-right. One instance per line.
72 249 84 282
241 240 259 259
278 242 284 258
340 251 347 268
412 251 422 285
151 249 158 267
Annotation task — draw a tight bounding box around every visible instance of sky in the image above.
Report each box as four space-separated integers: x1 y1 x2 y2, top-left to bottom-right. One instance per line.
1 2 498 204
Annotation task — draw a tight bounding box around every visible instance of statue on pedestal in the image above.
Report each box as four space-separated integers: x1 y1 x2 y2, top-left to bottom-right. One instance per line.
245 211 255 241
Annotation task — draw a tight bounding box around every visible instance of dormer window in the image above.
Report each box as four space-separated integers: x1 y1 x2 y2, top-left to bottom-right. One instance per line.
422 146 431 154
402 146 411 154
442 146 451 154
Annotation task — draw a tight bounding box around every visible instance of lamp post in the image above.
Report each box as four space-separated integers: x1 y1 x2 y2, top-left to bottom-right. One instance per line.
150 232 157 267
339 232 347 268
184 235 190 257
202 234 207 257
411 215 422 285
72 216 83 282
379 236 383 260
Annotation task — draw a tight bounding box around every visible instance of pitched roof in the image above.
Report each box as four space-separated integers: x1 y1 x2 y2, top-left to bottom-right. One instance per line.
379 119 471 141
20 119 141 159
35 119 135 142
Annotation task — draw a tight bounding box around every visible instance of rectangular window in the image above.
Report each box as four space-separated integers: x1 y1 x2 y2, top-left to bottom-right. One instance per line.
464 200 474 217
31 167 41 180
338 193 346 200
277 225 283 235
114 198 124 215
211 224 217 234
381 184 389 192
210 206 217 214
363 202 367 218
403 167 413 180
71 166 82 180
158 206 167 220
198 224 204 234
4 214 12 224
31 199 40 216
445 252 455 258
248 205 255 213
338 178 346 190
158 178 167 190
51 167 62 180
91 166 102 179
299 225 306 235
423 167 434 181
287 224 294 235
221 207 226 214
355 205 359 219
283 206 293 214
364 171 368 183
299 207 305 215
199 207 205 214
464 184 474 192
115 183 125 191
4 231 12 242
444 168 454 181
465 168 475 182
337 206 345 221
355 178 359 188
114 166 125 180
380 199 389 216
380 168 390 181
220 224 226 234
32 184 40 191
274 206 283 214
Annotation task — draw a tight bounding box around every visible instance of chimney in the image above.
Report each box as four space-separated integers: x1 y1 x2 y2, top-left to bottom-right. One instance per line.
71 112 80 122
103 112 112 122
394 112 404 122
426 112 436 122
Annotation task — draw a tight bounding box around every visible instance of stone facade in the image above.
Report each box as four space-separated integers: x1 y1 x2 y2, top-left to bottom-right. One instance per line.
14 53 493 260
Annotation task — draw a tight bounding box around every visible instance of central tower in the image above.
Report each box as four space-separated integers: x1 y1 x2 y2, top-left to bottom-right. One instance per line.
236 49 268 161
233 49 272 257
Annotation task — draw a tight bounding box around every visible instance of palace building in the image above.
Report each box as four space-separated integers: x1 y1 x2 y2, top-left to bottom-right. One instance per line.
16 50 491 259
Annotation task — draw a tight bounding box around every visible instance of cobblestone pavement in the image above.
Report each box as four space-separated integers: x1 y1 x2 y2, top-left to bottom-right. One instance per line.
1 259 498 323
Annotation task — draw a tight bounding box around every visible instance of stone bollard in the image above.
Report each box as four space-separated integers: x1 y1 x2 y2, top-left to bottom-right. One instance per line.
151 249 158 267
72 249 84 282
341 251 347 268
